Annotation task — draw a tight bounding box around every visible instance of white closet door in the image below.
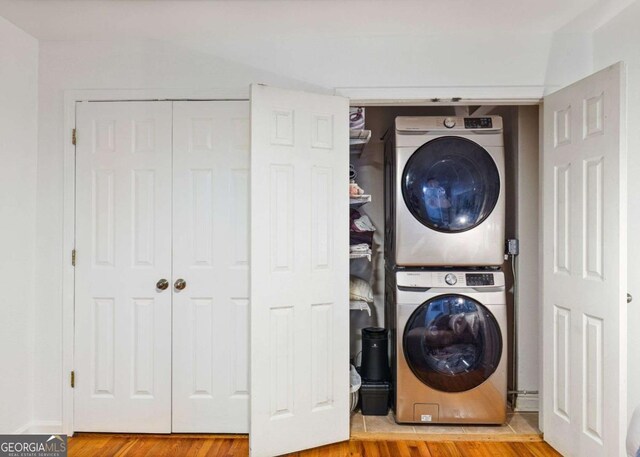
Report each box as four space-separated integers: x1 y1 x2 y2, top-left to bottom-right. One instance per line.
172 101 250 432
250 85 349 456
74 101 173 432
542 63 627 456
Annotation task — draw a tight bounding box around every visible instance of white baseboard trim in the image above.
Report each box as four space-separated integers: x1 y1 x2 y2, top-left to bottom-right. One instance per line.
13 421 64 435
514 393 539 412
11 422 32 434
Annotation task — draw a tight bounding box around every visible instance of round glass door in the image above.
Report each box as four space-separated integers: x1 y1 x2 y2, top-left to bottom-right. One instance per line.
403 294 502 392
402 136 500 232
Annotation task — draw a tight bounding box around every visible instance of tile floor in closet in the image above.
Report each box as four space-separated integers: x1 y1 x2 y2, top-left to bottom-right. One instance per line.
350 410 541 440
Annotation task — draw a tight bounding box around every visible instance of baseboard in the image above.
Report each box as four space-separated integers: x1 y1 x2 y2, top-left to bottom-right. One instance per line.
15 421 64 435
11 422 32 434
514 393 539 412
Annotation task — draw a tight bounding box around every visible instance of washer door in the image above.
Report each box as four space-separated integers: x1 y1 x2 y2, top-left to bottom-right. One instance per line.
402 136 500 233
403 294 502 393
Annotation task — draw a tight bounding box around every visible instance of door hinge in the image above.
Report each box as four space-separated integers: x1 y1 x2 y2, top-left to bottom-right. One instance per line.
72 128 77 146
70 371 75 388
71 249 76 266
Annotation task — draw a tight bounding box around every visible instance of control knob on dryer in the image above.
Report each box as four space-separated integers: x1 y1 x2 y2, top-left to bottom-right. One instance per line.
445 273 457 285
443 117 456 129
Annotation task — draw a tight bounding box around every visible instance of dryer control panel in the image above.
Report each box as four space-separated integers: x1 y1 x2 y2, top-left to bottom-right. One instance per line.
395 115 503 133
465 273 495 286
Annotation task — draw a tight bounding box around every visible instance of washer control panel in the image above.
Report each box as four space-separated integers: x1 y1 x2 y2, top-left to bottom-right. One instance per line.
396 270 505 289
465 273 495 286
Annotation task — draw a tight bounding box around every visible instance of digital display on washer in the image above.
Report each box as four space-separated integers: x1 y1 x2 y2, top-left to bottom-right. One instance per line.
466 273 494 286
464 117 493 129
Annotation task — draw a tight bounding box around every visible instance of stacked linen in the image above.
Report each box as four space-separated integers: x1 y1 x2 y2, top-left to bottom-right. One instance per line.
350 209 375 260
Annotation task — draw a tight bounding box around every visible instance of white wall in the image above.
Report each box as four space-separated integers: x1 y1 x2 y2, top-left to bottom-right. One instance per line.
0 16 38 433
216 31 554 92
0 0 580 95
33 39 326 427
593 0 640 421
543 31 593 93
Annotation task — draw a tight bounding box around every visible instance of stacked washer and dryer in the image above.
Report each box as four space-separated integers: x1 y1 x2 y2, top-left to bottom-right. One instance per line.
384 116 508 425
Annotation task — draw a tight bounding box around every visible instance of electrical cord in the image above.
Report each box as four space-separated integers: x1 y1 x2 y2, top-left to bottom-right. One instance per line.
510 254 518 409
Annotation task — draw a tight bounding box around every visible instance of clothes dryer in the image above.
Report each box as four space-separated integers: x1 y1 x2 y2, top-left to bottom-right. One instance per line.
386 269 507 424
385 116 505 267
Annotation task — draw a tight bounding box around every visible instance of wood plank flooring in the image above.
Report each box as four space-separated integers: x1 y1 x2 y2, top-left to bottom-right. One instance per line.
68 434 562 456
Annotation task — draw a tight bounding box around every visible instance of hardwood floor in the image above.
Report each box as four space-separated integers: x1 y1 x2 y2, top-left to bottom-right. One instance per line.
68 434 562 456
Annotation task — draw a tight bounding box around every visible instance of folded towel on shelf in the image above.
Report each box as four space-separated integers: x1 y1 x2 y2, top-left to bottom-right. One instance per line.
350 213 375 233
350 300 372 317
350 231 373 247
350 276 373 303
350 243 371 253
350 243 372 261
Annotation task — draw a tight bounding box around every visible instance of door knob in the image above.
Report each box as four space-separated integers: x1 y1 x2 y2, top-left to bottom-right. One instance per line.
628 293 633 304
156 279 169 291
174 278 187 291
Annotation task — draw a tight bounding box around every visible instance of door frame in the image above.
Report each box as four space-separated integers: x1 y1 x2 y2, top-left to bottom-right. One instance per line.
61 86 542 436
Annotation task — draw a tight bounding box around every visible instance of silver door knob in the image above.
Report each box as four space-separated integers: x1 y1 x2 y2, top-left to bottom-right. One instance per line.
156 279 169 291
174 278 187 291
628 293 633 304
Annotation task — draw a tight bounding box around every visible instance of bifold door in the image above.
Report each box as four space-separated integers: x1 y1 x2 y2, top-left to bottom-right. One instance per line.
171 101 250 432
74 100 250 433
74 101 174 432
249 85 350 456
542 63 627 456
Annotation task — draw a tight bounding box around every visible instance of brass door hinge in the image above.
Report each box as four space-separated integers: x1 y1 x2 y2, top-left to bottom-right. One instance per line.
72 128 77 146
71 249 76 266
70 371 75 388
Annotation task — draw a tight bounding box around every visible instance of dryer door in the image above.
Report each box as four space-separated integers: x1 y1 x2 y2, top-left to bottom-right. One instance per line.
401 136 500 233
403 294 502 393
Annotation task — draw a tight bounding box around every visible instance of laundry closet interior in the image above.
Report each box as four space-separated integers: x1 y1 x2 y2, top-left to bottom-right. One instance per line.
347 103 541 429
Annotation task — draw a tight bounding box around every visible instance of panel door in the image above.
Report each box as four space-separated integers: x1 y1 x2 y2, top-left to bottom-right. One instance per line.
172 101 250 432
250 85 349 456
74 101 173 432
542 63 627 456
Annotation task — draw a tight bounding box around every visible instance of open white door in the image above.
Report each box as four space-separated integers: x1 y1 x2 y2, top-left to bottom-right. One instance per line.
542 63 627 456
250 84 349 456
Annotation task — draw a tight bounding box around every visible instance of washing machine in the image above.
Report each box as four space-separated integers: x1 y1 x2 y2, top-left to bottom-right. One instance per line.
386 269 507 424
384 116 505 267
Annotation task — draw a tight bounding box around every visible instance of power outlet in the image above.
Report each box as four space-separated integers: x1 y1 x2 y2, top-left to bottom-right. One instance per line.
506 239 519 256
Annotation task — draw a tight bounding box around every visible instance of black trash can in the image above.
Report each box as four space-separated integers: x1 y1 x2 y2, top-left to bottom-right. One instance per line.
360 327 390 382
360 381 390 416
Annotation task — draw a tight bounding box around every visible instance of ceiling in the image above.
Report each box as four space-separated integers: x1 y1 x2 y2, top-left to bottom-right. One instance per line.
0 0 605 42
